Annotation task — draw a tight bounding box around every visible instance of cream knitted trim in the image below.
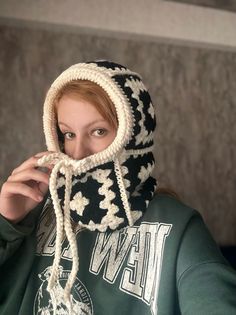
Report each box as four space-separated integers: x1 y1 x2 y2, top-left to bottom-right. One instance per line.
72 62 141 77
43 64 133 162
125 145 154 156
114 157 133 226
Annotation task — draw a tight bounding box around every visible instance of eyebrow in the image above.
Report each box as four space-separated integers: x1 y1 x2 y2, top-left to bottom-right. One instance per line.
58 120 108 129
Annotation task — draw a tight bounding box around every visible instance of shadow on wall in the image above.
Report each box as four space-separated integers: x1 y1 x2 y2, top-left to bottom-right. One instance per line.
164 0 236 13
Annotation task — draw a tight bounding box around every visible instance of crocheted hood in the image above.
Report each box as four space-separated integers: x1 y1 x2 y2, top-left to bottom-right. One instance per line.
37 60 157 306
38 60 156 231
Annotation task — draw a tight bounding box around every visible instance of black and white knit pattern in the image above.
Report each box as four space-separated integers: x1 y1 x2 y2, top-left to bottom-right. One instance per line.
37 60 157 312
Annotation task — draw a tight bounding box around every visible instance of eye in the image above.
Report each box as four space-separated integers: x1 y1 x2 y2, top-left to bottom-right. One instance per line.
91 128 107 137
63 132 75 140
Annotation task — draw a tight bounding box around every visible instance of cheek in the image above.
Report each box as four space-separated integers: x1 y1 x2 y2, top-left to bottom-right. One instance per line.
63 141 73 155
108 130 117 145
95 132 116 152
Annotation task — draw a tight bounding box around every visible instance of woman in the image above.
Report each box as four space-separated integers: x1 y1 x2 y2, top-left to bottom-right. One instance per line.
0 60 235 315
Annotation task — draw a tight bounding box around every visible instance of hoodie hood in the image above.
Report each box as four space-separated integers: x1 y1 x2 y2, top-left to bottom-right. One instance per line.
37 60 157 309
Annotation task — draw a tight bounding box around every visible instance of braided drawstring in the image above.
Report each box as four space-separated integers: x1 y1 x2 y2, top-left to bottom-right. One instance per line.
38 153 79 313
47 160 65 292
63 165 79 308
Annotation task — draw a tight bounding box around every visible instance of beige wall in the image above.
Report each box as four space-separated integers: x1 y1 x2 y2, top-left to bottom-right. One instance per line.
0 0 236 50
0 1 236 245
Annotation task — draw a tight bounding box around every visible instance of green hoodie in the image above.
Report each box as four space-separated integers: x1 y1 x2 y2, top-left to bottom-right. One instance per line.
1 61 236 314
0 194 236 315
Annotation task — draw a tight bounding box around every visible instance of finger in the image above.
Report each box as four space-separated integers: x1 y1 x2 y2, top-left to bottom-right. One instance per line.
34 151 52 158
38 182 50 196
35 166 53 174
12 151 53 175
8 168 50 186
1 182 44 202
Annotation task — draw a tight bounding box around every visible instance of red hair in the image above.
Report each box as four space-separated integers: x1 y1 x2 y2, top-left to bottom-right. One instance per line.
55 80 118 129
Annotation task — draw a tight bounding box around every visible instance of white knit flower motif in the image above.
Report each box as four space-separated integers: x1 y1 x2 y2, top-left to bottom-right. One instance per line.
102 215 124 230
70 192 89 216
138 163 155 182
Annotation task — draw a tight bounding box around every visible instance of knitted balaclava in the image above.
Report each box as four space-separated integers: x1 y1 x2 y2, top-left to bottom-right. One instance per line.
38 60 156 310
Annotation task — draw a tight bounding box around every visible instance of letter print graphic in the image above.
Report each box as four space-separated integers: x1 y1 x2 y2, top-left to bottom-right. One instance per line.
34 266 93 315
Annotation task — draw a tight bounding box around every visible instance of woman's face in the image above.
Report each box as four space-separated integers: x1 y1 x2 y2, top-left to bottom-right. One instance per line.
57 94 117 160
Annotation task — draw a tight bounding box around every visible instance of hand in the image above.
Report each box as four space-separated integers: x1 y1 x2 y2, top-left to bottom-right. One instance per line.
0 152 53 224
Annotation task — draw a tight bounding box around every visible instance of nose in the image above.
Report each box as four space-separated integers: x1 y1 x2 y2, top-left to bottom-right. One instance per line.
71 139 91 160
